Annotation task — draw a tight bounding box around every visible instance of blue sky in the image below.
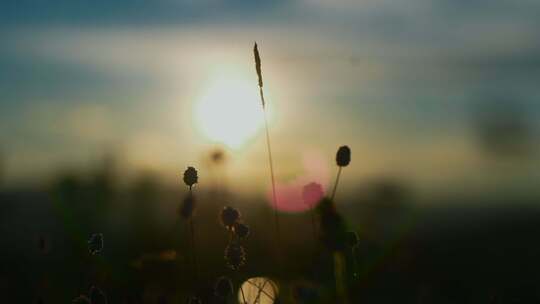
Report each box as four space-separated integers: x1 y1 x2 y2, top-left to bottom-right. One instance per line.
1 0 539 199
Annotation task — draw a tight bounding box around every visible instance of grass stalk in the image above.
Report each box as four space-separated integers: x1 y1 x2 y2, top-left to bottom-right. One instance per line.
331 166 343 202
189 217 198 279
254 42 282 259
188 188 199 280
262 102 281 251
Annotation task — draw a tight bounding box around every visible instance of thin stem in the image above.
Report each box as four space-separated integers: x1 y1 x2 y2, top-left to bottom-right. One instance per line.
188 188 199 281
260 86 281 260
259 86 265 108
331 166 343 202
189 217 198 280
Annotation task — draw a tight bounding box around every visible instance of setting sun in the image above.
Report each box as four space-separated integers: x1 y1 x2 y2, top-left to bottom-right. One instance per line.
194 70 265 148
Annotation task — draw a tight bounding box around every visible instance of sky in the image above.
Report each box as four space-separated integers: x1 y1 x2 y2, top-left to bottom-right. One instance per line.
1 0 540 201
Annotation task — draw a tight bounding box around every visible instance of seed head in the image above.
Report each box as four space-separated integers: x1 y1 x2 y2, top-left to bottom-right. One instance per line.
183 166 198 188
254 42 263 88
336 146 351 167
302 182 324 208
233 222 250 239
179 192 196 219
88 233 104 255
220 206 240 229
224 242 246 270
89 286 107 304
214 276 234 298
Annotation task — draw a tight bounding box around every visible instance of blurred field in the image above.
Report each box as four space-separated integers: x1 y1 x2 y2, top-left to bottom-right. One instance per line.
1 160 540 303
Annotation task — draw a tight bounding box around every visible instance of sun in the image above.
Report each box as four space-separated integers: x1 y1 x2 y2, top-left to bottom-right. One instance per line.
194 70 265 148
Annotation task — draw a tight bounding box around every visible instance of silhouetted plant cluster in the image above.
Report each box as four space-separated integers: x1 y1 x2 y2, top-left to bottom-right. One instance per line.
36 44 364 304
220 206 250 271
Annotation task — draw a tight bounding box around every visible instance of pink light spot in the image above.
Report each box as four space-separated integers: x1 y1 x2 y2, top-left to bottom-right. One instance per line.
266 151 330 213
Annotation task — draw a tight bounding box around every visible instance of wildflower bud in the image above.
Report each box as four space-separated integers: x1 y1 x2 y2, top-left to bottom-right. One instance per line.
336 146 351 167
89 286 107 304
88 233 104 255
183 166 198 188
302 182 324 208
233 222 250 239
220 206 240 229
214 276 234 298
345 231 359 248
224 242 246 270
186 296 202 304
72 296 91 304
179 192 196 219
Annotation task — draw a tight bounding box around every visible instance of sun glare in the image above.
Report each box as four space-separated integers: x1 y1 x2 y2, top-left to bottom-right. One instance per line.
194 70 265 148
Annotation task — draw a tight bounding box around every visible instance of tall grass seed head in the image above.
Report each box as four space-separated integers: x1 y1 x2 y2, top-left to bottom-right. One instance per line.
253 42 263 88
183 166 198 187
214 276 234 298
336 145 351 167
220 206 240 229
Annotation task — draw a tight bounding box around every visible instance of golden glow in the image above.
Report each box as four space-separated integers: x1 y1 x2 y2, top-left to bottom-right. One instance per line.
194 69 264 148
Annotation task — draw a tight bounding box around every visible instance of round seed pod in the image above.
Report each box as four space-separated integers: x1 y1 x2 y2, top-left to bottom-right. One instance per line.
220 206 240 229
89 286 107 304
214 276 234 298
88 233 104 255
183 166 198 188
233 222 250 239
336 146 351 167
224 242 246 270
179 192 196 219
